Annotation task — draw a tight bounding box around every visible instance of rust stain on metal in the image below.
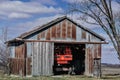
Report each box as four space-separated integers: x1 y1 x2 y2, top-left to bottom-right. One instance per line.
51 26 56 38
40 31 45 39
72 24 76 40
56 23 61 38
82 30 86 39
62 20 67 39
67 21 72 38
46 29 50 40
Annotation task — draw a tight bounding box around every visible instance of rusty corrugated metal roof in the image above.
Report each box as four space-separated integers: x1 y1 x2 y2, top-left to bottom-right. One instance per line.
7 16 105 43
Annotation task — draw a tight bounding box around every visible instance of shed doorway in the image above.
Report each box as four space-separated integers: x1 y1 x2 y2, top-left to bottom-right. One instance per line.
53 43 85 75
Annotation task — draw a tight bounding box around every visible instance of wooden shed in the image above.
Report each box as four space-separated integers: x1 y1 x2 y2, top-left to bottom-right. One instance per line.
7 16 106 77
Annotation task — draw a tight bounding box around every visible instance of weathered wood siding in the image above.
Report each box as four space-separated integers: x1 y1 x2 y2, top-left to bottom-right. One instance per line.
26 57 31 75
28 20 101 42
15 43 26 58
9 58 25 76
85 44 101 76
9 43 26 76
93 58 101 78
26 42 54 76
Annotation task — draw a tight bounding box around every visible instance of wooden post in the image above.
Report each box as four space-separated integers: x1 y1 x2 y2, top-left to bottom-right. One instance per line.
93 58 101 78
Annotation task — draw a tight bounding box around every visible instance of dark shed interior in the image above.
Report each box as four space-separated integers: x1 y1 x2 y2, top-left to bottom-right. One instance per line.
53 43 85 75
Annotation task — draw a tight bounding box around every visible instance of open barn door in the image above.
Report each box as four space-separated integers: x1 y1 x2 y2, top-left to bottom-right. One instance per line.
53 43 85 75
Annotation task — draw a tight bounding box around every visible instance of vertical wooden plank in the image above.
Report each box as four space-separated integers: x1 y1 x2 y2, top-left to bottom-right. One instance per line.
46 29 51 40
86 46 90 75
31 42 34 75
42 42 46 75
15 44 18 58
94 44 97 58
88 47 91 74
40 31 45 40
32 42 38 75
88 35 90 42
49 42 54 75
10 42 26 76
97 44 101 58
31 42 54 76
15 43 25 59
93 58 101 78
36 42 39 75
72 24 76 40
38 33 41 40
56 23 61 38
51 26 56 39
9 58 25 75
26 57 31 75
82 30 86 39
86 44 95 76
67 21 72 38
62 20 66 39
89 46 93 74
38 42 41 75
45 42 48 75
40 42 43 75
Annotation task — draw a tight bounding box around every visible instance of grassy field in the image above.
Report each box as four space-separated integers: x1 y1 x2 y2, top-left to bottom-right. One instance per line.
0 75 120 80
0 66 120 80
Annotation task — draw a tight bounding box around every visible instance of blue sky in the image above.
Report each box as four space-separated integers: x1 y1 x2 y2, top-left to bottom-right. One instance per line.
0 0 120 64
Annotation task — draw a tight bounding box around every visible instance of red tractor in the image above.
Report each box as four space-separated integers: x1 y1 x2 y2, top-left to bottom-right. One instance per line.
54 46 73 74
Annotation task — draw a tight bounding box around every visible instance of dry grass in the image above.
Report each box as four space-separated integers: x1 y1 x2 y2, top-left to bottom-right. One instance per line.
102 67 120 76
0 66 120 80
0 74 119 80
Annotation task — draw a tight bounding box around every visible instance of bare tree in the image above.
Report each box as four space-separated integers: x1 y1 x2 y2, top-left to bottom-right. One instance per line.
67 0 120 60
0 27 9 73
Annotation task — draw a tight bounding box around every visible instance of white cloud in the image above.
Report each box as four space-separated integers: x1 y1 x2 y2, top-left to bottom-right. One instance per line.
0 1 63 19
31 0 56 5
63 0 88 3
18 14 64 30
8 12 31 18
